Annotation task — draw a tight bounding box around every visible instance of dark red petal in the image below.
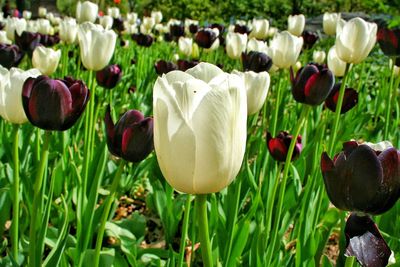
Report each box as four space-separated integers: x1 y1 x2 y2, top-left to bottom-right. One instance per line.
304 69 334 105
321 152 334 173
104 106 120 157
268 138 288 162
292 64 319 103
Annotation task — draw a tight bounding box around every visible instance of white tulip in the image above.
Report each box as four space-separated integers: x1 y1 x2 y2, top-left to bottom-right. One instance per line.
335 17 377 64
232 70 270 115
364 141 393 151
269 31 303 69
37 19 52 35
288 14 305 36
99 15 113 30
268 27 278 37
23 10 32 20
250 19 269 39
76 1 98 24
153 62 247 194
151 11 163 24
107 7 120 19
247 38 269 54
38 7 47 18
78 22 117 71
126 12 138 24
0 31 11 44
0 67 41 124
5 17 27 40
32 46 61 75
327 45 346 77
140 17 155 34
313 50 326 64
226 32 247 59
323 12 341 35
178 37 193 57
59 17 78 44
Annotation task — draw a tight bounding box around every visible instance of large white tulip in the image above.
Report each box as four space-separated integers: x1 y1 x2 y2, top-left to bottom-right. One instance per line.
226 32 247 59
335 17 377 64
232 70 270 115
99 15 113 30
59 17 78 44
32 46 61 75
269 31 303 69
288 14 305 36
0 67 41 124
323 12 341 35
250 19 269 39
153 63 247 194
76 1 98 24
5 17 27 40
78 22 117 71
327 45 346 77
313 50 326 64
178 37 193 57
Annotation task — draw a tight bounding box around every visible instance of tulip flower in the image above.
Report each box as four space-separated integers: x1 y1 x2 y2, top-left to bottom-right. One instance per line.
154 60 177 75
242 51 272 73
107 7 120 19
170 23 185 38
321 141 400 214
126 12 138 24
178 37 192 57
335 17 377 64
5 17 27 40
313 50 326 64
153 62 247 194
105 106 153 163
291 63 334 106
0 67 40 124
323 12 341 35
59 17 78 44
38 7 47 18
23 11 32 20
249 19 269 39
377 27 400 57
267 131 302 162
37 19 52 35
268 27 278 37
32 46 61 75
302 30 318 49
140 17 155 34
288 14 305 36
233 24 250 35
0 44 24 69
22 75 90 131
99 15 113 30
96 64 122 89
325 83 358 114
188 23 199 34
327 45 346 77
151 11 163 24
112 18 125 33
0 31 12 44
195 28 219 49
269 31 303 69
38 33 60 47
76 1 98 24
177 59 199 71
131 33 153 47
246 38 268 54
15 31 41 54
78 22 117 71
226 32 247 60
232 70 270 115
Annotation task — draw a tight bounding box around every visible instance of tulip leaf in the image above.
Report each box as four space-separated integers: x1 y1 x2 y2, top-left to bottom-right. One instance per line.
82 249 115 267
226 219 251 266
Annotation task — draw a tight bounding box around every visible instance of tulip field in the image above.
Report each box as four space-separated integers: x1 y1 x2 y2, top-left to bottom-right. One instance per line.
0 1 400 267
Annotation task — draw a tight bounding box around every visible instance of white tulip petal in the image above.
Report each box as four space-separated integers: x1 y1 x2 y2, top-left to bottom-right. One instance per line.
186 62 224 83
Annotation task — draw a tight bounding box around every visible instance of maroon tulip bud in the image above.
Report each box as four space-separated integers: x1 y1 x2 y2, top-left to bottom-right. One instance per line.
195 28 218 49
131 33 153 47
234 24 250 35
189 24 199 34
0 44 24 69
325 83 358 114
291 63 334 106
301 30 319 49
170 24 185 38
105 106 153 163
321 141 400 214
210 23 225 34
112 18 125 33
154 60 177 75
242 51 273 73
267 131 302 162
39 33 60 47
128 86 136 94
177 59 199 71
96 64 122 89
22 76 90 131
377 27 400 57
15 31 41 55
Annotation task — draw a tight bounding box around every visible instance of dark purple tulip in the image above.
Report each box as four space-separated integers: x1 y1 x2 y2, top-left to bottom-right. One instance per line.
325 83 358 114
345 213 391 267
189 24 199 34
105 106 153 163
177 59 199 71
242 51 273 73
163 33 173 42
154 60 177 75
112 18 125 33
22 76 90 131
131 33 153 47
0 44 24 69
234 24 250 35
15 31 41 54
209 23 225 34
170 24 185 38
267 131 302 162
195 28 218 49
291 63 334 105
39 33 60 47
96 64 122 89
301 30 319 49
377 27 400 57
321 141 400 214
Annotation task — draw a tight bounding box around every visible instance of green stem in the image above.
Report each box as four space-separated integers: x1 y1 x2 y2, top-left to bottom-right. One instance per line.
177 195 192 267
328 64 351 155
28 131 50 267
383 59 396 140
265 163 282 242
196 194 212 267
11 125 19 260
266 105 311 265
344 256 356 267
270 70 284 136
93 160 126 267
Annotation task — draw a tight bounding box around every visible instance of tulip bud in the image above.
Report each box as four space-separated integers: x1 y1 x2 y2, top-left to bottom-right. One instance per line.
302 30 318 49
131 33 153 47
96 64 122 89
140 17 155 34
32 46 61 75
5 17 27 41
170 23 185 38
323 12 341 35
15 31 41 54
0 67 41 124
195 28 218 49
99 15 113 30
126 12 138 24
268 27 278 38
37 19 52 35
242 51 272 73
325 83 358 114
107 7 120 19
0 31 12 44
0 44 24 69
76 1 99 24
291 63 334 106
377 27 400 57
151 11 163 24
288 14 305 36
154 60 177 75
267 131 302 162
59 17 78 44
105 106 153 163
178 37 193 57
38 7 47 18
313 50 326 64
335 17 377 64
327 45 346 77
177 59 199 71
22 76 90 131
246 38 268 54
23 11 32 20
226 32 247 59
269 31 303 69
249 19 269 40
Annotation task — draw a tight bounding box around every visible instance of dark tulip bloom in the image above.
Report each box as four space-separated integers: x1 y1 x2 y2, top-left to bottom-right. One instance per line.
325 83 358 114
189 24 199 34
302 30 319 49
39 33 60 47
170 24 185 38
267 131 302 162
0 44 24 69
291 63 334 105
96 64 122 89
242 51 273 73
154 60 177 75
177 59 199 71
164 33 173 42
131 33 153 47
210 23 225 34
22 76 90 131
321 141 400 214
234 24 250 35
195 28 218 49
15 31 41 54
345 213 391 267
105 106 153 163
377 27 400 57
112 18 125 33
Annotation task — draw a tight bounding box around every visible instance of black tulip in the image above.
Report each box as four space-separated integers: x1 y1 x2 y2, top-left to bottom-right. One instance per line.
154 60 177 75
377 27 400 57
325 83 358 114
195 28 218 49
302 30 319 49
96 64 123 89
242 51 273 73
131 33 153 47
266 131 302 162
0 44 24 69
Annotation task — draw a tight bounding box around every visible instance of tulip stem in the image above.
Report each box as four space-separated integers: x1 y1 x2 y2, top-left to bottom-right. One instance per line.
383 59 396 140
11 125 20 260
93 160 126 267
265 105 311 265
270 70 284 136
177 195 192 267
328 64 351 155
28 131 50 267
196 194 213 267
344 256 356 267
